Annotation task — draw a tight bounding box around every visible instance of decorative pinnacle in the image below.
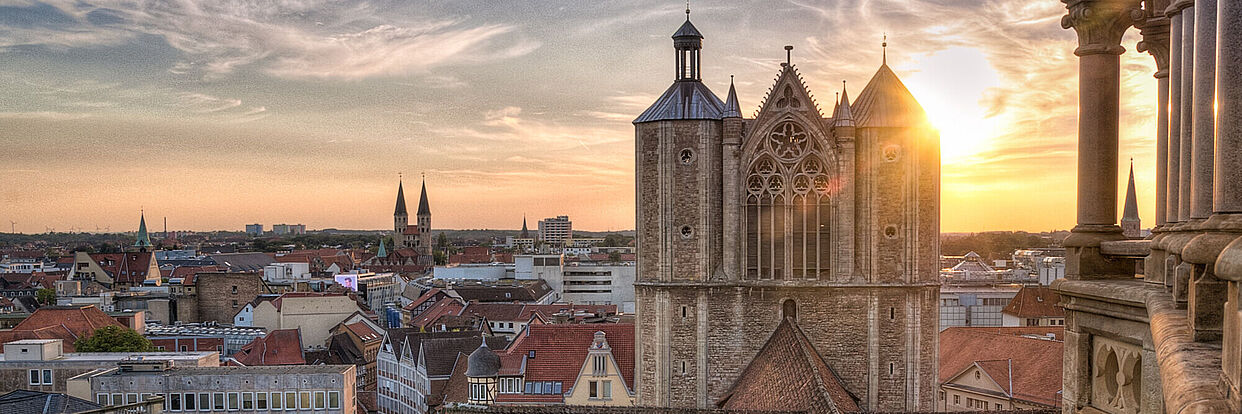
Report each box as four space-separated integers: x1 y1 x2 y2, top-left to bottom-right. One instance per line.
686 0 690 19
882 33 887 64
784 45 793 66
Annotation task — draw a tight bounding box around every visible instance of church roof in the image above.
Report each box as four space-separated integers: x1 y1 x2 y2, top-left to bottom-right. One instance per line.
394 181 408 216
852 64 928 128
672 19 703 39
417 179 431 216
634 81 726 123
833 85 855 127
1123 161 1139 221
717 317 859 412
134 213 152 249
723 78 742 118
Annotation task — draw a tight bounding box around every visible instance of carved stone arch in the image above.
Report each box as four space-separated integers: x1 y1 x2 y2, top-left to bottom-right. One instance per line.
741 111 837 167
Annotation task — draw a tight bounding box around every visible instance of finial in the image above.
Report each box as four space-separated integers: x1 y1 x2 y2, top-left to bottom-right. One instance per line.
399 172 403 181
882 33 888 65
835 92 839 104
730 74 734 85
784 45 793 66
686 0 690 19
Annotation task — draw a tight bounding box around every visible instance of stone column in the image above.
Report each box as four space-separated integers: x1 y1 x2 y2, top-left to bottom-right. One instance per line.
1061 0 1141 279
1214 0 1242 215
1166 10 1183 224
1178 4 1195 222
1137 5 1170 225
1189 0 1215 220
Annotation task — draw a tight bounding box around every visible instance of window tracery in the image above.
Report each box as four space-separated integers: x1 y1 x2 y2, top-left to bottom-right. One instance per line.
744 120 833 281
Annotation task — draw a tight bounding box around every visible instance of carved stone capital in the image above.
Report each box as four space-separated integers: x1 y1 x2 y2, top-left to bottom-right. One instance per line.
1135 2 1171 76
1062 0 1143 56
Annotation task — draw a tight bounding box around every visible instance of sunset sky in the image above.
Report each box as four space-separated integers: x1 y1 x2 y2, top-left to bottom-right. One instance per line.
0 0 1160 234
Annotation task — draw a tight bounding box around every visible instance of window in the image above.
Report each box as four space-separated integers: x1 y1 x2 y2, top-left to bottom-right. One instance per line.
284 392 296 411
96 394 108 405
111 394 122 407
315 391 326 410
269 392 281 410
170 393 182 411
231 286 238 294
156 346 166 351
180 345 188 352
953 394 960 405
198 393 210 411
28 369 39 385
939 391 945 401
242 392 254 410
213 392 224 410
299 391 311 409
328 391 340 410
228 392 239 410
127 393 138 404
602 380 611 399
589 381 598 398
997 403 1003 410
183 393 196 411
593 355 607 375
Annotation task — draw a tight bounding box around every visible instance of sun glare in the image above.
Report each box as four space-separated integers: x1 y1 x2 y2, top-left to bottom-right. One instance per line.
901 47 1002 163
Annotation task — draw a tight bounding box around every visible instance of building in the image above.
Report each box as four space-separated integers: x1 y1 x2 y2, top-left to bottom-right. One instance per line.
515 254 636 313
250 293 365 349
245 224 264 236
272 224 306 235
0 305 127 352
264 262 311 283
392 179 433 264
66 360 355 413
71 251 160 288
376 330 505 414
938 327 1063 411
0 389 105 414
353 272 402 316
143 323 266 356
191 272 272 325
0 339 217 394
1053 0 1242 410
459 323 633 407
536 216 572 245
1009 249 1066 286
939 284 1023 329
632 12 939 410
232 329 305 366
1000 286 1065 327
325 319 384 391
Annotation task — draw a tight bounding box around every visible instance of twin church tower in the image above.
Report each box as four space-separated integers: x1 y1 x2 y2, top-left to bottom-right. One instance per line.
633 12 941 412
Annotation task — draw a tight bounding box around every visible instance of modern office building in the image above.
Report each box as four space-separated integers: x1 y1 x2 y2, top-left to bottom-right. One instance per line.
536 216 572 245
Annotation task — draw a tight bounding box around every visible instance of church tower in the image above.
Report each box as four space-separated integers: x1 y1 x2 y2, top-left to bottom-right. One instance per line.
1121 160 1141 238
633 13 938 412
416 178 433 258
394 180 410 248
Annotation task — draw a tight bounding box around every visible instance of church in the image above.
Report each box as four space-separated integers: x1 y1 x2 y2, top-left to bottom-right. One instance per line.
633 11 940 412
365 178 434 273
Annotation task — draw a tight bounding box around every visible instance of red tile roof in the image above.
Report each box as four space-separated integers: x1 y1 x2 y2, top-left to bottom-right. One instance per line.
1002 286 1065 318
717 318 859 413
412 298 465 330
500 324 635 390
87 252 157 284
939 326 1064 407
0 305 126 352
343 321 381 342
232 329 305 366
402 227 420 235
404 288 446 311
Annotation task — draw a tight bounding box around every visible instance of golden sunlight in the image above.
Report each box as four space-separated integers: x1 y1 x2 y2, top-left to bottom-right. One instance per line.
901 47 1001 163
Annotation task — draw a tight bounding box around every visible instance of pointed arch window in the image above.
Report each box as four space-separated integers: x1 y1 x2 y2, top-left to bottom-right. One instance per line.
744 120 833 281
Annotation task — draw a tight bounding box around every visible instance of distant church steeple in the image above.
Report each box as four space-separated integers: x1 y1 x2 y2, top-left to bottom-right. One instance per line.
377 237 388 258
521 215 530 239
1122 159 1141 238
134 211 153 251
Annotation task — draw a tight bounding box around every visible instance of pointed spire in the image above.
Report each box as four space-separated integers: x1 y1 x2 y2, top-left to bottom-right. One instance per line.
833 81 855 127
1123 159 1140 221
520 215 530 239
377 238 388 258
394 178 408 216
723 75 742 118
134 211 152 250
417 176 431 216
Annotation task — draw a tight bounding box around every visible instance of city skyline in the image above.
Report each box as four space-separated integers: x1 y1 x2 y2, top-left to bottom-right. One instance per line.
1 0 1160 233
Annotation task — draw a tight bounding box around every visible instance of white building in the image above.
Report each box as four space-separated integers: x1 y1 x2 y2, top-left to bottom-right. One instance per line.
515 255 635 313
536 216 572 245
263 263 309 282
0 259 44 274
433 263 512 281
939 284 1023 330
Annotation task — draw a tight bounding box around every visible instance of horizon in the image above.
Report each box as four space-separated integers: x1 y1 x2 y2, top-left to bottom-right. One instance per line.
1 1 1159 234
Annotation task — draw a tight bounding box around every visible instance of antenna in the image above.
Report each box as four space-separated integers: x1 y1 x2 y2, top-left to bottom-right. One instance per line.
882 33 888 65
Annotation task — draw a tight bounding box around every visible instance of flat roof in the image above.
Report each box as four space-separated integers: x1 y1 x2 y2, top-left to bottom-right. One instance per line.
5 339 59 345
90 364 353 376
0 352 217 363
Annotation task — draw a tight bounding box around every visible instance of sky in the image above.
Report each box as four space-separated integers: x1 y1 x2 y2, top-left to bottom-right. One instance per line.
0 0 1160 234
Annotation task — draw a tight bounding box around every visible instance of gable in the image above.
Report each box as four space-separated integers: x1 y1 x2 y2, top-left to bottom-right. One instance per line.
945 364 1009 396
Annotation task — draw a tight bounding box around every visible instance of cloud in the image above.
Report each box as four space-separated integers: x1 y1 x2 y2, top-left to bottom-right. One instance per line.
0 0 539 80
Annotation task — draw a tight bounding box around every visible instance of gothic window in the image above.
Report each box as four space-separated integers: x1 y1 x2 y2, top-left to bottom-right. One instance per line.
744 120 833 281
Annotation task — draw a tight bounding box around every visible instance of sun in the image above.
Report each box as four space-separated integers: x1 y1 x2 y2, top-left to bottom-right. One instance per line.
900 47 1002 164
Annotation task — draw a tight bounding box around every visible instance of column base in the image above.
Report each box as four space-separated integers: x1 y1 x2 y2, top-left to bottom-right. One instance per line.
1065 225 1135 280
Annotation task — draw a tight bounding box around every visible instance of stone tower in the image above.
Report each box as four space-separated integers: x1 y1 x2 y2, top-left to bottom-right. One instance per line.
394 180 410 248
633 14 939 412
416 178 433 258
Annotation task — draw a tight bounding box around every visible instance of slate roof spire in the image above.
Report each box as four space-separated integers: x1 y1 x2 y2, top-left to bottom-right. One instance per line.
394 180 408 216
520 215 530 239
723 75 742 118
833 81 855 127
417 177 431 216
1123 159 1139 222
377 238 388 258
134 211 153 250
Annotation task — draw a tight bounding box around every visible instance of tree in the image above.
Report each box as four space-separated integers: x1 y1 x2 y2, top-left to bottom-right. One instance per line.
74 326 155 352
607 251 622 264
437 232 449 252
35 288 55 305
601 233 633 247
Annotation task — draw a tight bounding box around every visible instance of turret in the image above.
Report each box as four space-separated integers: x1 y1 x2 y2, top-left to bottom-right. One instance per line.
393 180 409 247
832 81 855 140
134 211 153 252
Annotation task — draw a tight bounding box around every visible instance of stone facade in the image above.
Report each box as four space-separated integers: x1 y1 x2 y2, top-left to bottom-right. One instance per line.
194 272 270 325
1054 0 1242 412
633 15 940 411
